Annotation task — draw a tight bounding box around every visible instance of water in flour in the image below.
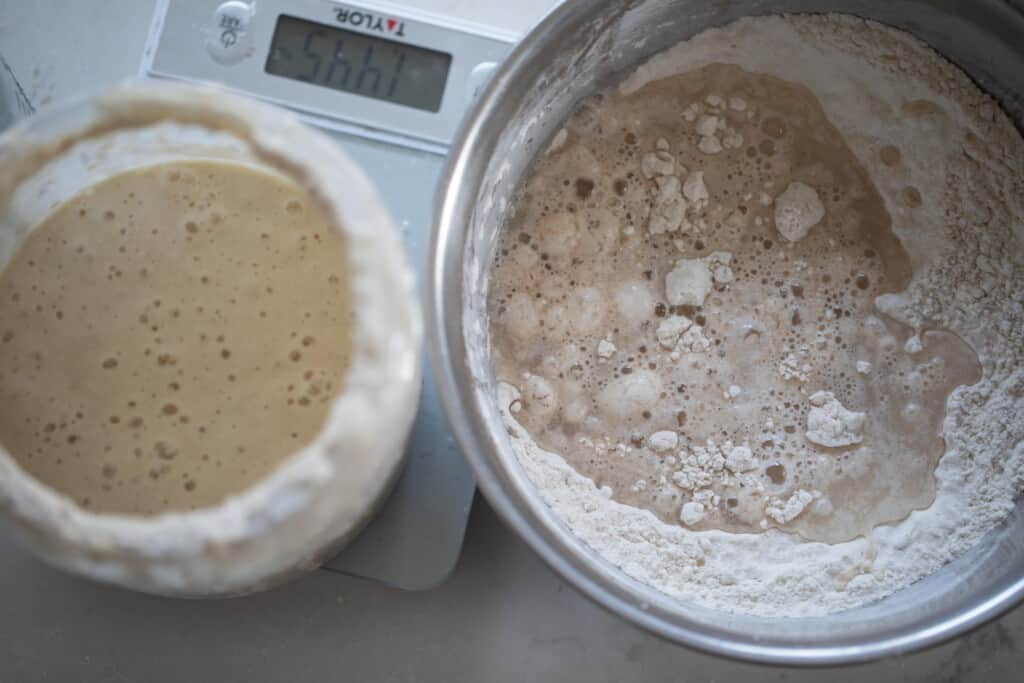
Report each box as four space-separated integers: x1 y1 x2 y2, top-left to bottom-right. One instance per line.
486 14 1024 616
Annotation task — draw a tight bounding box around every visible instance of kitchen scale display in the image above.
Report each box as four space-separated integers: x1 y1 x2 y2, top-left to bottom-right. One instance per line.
265 14 452 112
144 0 513 151
142 0 517 589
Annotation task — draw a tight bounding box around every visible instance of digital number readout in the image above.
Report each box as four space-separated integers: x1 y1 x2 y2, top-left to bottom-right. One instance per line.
265 15 451 112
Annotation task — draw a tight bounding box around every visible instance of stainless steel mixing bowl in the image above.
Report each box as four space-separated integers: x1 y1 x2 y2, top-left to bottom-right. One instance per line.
428 0 1024 664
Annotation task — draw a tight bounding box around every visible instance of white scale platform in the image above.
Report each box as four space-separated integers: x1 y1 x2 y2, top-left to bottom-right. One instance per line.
142 0 517 590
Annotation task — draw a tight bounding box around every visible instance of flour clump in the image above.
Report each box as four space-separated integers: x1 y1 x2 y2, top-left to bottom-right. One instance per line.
666 258 713 306
775 181 826 242
805 391 866 447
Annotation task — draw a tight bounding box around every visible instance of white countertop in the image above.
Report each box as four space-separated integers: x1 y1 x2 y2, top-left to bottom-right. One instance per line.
1 2 1022 681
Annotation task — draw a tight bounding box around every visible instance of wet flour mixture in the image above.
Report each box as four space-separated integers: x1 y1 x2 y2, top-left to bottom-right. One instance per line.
486 14 1024 615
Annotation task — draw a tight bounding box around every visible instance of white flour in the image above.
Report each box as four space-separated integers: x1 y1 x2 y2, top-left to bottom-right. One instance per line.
501 14 1024 616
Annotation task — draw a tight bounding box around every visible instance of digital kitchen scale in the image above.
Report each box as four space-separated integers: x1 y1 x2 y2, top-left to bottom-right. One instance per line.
141 0 518 590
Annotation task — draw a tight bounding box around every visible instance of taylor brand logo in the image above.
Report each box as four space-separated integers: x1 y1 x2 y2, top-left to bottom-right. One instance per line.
334 7 406 37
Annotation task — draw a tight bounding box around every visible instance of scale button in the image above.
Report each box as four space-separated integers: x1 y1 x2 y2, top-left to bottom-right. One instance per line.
206 1 254 64
466 62 498 104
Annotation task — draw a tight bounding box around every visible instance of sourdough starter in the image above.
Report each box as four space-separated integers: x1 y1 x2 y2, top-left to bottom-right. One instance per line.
0 161 353 515
487 15 1024 615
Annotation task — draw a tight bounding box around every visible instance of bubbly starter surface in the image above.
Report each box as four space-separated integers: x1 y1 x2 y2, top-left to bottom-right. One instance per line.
0 161 354 515
488 64 980 543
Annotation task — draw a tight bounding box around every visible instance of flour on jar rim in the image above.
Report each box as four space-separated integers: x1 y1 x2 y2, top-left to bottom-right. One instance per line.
487 13 1024 616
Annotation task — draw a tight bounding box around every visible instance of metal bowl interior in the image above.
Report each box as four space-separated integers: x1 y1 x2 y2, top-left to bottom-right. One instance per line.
428 0 1024 665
